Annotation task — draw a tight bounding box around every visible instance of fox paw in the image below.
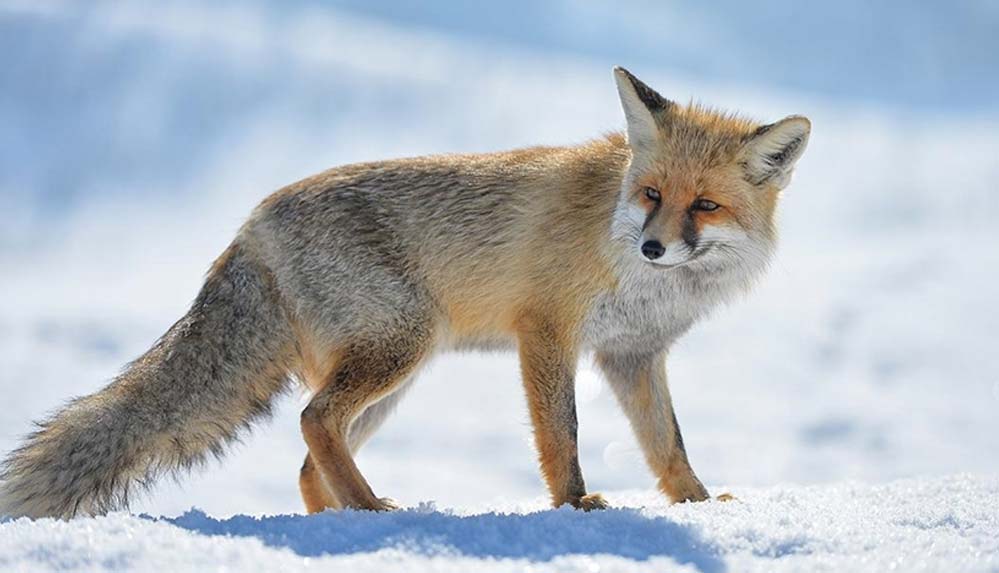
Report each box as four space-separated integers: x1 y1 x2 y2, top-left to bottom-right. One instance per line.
715 492 737 502
374 497 401 511
574 493 609 511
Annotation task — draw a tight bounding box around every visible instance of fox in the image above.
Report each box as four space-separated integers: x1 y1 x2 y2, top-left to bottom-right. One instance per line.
0 67 809 519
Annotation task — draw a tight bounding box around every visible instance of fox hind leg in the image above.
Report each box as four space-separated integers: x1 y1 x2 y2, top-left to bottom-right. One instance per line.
299 322 433 512
299 377 414 513
299 453 339 513
347 376 415 454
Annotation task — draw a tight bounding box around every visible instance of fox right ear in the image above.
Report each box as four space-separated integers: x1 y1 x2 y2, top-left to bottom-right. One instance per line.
613 67 672 152
742 116 811 188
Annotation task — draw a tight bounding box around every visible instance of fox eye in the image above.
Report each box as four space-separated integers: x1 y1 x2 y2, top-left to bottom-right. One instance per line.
693 198 720 212
643 187 661 202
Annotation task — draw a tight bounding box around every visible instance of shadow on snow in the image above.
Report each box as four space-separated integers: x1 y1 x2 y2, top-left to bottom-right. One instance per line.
160 506 725 572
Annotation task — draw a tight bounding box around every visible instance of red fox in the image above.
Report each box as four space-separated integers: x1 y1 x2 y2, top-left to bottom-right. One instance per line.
0 67 809 518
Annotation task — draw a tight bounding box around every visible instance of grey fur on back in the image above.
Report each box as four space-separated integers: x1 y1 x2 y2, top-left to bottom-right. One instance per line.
0 244 295 519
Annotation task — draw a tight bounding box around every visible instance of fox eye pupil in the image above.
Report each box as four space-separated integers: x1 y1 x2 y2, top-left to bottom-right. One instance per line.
643 187 661 202
694 199 719 212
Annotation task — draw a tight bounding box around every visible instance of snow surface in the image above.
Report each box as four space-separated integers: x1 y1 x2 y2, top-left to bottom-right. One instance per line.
2 475 997 572
2 1 999 572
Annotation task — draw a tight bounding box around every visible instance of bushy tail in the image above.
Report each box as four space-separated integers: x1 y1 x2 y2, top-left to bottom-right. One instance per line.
0 243 297 519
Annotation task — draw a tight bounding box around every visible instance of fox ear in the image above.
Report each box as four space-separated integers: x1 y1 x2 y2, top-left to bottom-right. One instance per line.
743 116 811 188
613 66 672 152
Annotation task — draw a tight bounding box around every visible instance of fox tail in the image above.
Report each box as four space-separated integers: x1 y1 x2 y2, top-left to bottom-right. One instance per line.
0 243 296 519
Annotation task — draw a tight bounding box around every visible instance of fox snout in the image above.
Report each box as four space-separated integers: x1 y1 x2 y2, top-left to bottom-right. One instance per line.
638 204 701 266
640 240 666 260
638 234 699 267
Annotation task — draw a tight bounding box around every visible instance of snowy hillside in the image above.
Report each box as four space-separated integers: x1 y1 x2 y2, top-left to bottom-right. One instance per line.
1 1 998 572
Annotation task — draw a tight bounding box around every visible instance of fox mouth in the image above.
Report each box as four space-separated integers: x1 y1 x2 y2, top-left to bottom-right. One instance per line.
643 244 712 270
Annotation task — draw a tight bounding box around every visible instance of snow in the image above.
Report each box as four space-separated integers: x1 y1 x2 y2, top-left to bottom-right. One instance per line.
2 475 997 572
2 1 999 571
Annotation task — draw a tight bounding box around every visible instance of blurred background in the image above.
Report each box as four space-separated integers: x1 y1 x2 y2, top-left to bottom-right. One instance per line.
1 1 997 517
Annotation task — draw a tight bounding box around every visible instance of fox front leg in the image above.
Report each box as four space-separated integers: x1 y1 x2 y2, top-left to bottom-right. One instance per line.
596 350 710 503
517 318 607 511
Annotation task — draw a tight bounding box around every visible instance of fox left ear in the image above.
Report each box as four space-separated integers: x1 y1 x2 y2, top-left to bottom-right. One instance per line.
613 66 673 153
742 116 811 188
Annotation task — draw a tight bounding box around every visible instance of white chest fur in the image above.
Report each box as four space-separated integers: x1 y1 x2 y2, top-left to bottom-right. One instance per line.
581 262 734 355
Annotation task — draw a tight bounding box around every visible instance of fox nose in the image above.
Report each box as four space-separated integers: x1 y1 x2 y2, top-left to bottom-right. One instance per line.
641 240 665 260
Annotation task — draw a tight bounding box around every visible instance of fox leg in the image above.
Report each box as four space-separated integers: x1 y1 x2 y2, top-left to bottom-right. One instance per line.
595 350 710 503
517 319 606 511
299 453 339 512
346 376 415 454
298 377 415 512
300 327 432 512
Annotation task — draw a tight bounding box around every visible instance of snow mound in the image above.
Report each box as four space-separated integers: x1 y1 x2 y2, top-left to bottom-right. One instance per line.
1 474 996 572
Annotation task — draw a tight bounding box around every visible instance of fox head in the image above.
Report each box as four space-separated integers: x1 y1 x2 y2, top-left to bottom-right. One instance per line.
610 67 809 284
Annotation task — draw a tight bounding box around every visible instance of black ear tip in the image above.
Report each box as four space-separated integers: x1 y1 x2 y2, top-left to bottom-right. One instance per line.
614 68 670 113
612 66 634 86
